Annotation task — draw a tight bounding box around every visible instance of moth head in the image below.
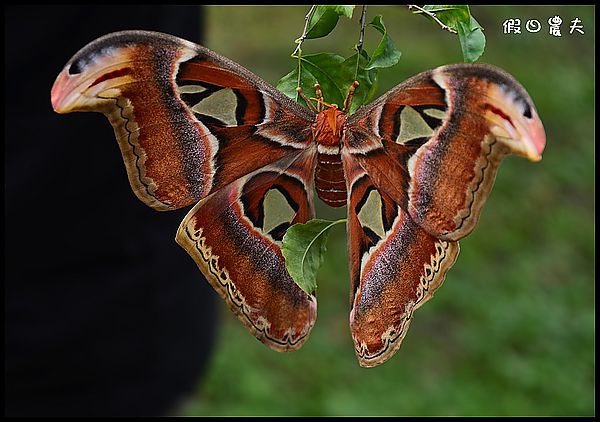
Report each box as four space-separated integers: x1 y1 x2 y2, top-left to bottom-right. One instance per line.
484 81 546 162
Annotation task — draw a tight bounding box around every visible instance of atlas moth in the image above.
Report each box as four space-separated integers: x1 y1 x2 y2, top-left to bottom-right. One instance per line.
51 31 546 367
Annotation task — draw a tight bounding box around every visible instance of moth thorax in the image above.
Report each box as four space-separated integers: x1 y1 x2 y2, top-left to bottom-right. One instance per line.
314 107 346 147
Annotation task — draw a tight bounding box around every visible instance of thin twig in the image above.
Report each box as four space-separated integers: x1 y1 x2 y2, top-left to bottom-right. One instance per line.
354 5 367 81
357 5 367 53
292 5 316 57
408 5 457 34
293 5 317 95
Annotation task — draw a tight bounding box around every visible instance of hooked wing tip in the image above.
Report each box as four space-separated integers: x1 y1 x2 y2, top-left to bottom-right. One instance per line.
483 82 547 163
50 68 70 113
526 108 546 162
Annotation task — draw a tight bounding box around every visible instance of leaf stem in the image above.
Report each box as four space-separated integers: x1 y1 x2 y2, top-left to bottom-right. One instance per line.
408 5 457 34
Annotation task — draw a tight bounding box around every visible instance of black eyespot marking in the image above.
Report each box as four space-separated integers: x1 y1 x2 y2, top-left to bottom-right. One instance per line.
522 102 532 119
68 60 85 75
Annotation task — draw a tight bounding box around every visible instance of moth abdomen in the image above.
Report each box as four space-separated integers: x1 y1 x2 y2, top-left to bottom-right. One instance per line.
315 152 347 207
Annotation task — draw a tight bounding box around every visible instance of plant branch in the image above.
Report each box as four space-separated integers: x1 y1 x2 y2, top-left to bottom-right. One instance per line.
354 5 367 81
292 5 317 57
408 5 457 34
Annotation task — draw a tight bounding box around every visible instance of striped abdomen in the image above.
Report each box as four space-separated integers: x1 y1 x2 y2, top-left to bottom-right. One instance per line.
315 150 347 207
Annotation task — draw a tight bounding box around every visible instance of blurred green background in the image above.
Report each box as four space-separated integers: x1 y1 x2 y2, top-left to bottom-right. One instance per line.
180 5 595 417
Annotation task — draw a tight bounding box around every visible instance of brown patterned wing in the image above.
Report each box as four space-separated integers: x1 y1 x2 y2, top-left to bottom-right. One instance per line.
176 149 318 351
345 63 546 241
51 30 314 211
343 153 460 367
342 63 545 366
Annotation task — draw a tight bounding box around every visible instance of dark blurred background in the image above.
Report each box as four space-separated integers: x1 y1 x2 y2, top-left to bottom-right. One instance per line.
5 5 595 417
5 5 216 417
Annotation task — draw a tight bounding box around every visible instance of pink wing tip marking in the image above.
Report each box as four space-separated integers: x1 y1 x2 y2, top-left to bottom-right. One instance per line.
50 69 70 112
529 108 546 161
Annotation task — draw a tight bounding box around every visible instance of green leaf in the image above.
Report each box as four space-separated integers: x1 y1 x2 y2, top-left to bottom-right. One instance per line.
277 53 346 109
305 5 354 39
366 15 402 70
300 53 346 106
457 16 486 63
276 67 301 102
422 4 469 15
278 50 380 113
330 5 354 19
337 50 379 114
417 5 486 62
281 218 346 296
276 65 318 108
